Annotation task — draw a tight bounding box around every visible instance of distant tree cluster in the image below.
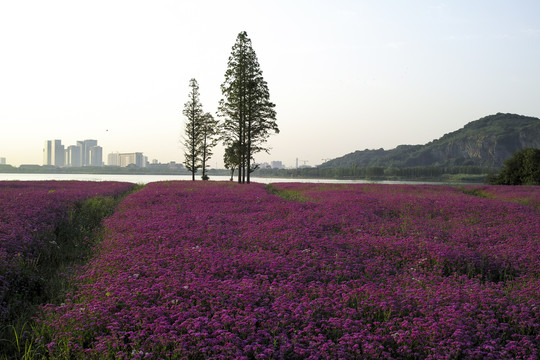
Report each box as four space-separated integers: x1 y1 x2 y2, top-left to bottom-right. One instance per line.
488 148 540 185
182 31 278 183
255 165 492 182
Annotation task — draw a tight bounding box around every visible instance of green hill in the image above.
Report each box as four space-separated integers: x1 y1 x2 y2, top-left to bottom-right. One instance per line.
321 113 540 169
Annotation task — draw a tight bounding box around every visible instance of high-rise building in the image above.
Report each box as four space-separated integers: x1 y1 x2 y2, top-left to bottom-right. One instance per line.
0 157 6 165
75 141 84 165
66 145 81 167
44 140 65 166
77 139 97 166
43 140 52 165
51 140 65 167
108 152 120 166
119 152 145 167
89 146 103 166
43 139 103 167
108 152 146 167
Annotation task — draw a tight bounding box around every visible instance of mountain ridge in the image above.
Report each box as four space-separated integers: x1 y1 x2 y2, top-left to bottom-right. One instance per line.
320 113 540 169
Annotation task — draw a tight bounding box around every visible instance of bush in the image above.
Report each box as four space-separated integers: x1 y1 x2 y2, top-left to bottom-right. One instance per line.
490 148 540 185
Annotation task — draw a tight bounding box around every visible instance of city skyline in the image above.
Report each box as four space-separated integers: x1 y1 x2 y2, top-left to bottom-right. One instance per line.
0 137 290 170
43 139 103 167
41 138 149 168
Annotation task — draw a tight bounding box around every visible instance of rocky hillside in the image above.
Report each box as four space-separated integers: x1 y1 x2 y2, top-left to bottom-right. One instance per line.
320 113 540 169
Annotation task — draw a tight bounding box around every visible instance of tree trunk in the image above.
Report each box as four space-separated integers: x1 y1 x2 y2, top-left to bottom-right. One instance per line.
202 135 207 180
247 118 252 184
191 125 196 181
237 149 242 184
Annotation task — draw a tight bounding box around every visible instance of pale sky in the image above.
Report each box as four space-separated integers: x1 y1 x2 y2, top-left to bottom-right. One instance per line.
1 0 539 168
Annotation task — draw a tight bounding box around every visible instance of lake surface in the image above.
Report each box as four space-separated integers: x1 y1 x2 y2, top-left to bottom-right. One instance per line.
0 173 451 185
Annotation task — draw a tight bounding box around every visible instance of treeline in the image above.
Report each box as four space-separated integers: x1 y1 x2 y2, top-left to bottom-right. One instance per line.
487 148 540 185
254 166 496 182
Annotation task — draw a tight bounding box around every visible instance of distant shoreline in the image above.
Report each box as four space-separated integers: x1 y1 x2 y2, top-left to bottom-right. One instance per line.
0 166 487 185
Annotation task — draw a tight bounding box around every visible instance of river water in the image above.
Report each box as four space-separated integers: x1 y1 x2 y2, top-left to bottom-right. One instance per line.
0 173 453 185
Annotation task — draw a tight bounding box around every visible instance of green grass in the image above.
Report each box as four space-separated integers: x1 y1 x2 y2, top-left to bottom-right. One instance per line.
459 186 493 198
265 184 313 203
1 185 142 360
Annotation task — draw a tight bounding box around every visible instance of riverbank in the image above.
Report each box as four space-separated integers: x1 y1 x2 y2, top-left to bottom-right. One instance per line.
0 172 484 185
1 164 491 184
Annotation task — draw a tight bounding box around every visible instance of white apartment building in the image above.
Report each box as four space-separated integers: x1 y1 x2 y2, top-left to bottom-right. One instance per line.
66 145 81 167
89 146 103 166
108 152 146 167
43 140 65 166
77 139 98 166
43 140 52 165
52 140 65 167
108 152 120 166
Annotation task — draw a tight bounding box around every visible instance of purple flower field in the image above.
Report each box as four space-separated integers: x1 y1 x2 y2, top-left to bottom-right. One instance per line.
0 181 134 322
466 185 540 208
40 182 539 359
0 181 134 256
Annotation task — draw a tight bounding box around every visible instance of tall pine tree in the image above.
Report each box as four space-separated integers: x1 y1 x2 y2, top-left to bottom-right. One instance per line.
182 78 203 181
218 31 278 184
200 112 219 180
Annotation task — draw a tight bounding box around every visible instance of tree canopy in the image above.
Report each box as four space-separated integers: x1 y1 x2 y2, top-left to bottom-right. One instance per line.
223 141 241 181
182 78 219 181
199 112 219 180
218 31 278 184
489 148 540 185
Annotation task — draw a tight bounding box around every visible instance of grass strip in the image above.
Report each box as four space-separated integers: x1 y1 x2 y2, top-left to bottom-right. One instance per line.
1 184 142 360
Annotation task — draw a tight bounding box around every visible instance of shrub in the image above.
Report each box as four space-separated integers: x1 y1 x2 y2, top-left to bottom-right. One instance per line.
490 148 540 185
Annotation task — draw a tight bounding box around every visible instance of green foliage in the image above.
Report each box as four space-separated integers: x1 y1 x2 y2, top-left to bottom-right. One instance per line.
182 78 204 180
254 165 492 183
0 164 17 173
489 148 540 185
200 112 219 181
0 189 138 359
223 141 241 181
182 80 219 181
459 187 493 198
218 31 278 184
265 184 313 203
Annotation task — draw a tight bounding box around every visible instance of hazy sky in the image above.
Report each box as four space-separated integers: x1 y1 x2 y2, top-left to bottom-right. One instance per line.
1 0 539 168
